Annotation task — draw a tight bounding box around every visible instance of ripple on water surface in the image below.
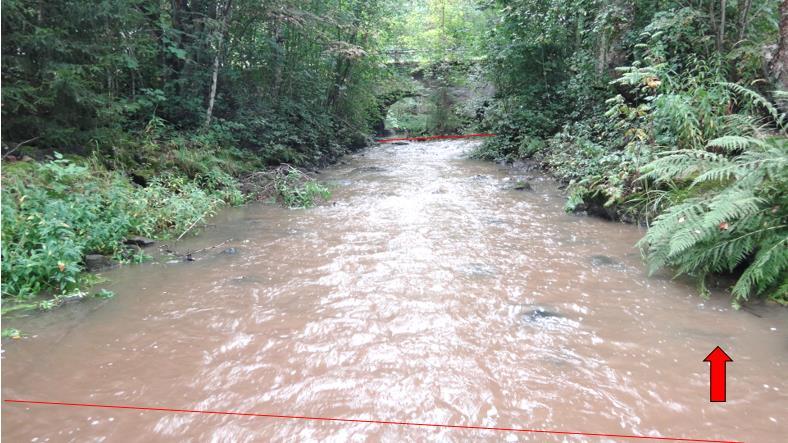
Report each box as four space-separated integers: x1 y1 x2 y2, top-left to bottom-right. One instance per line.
2 140 787 442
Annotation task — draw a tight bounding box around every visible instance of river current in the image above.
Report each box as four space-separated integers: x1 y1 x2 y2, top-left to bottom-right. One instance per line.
2 140 786 442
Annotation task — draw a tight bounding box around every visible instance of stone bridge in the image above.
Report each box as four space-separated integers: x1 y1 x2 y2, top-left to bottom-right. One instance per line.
373 56 492 135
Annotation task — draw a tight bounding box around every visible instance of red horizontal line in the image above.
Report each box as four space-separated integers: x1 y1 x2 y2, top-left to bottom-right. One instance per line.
3 399 742 443
377 133 495 143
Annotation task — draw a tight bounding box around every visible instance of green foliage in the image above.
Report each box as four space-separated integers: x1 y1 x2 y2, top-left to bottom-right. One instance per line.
478 0 786 304
95 289 116 299
380 0 490 62
273 168 332 209
2 328 22 339
639 135 787 304
2 0 388 165
1 154 242 301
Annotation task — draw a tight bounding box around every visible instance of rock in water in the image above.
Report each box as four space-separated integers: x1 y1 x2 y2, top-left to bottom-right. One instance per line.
589 255 620 267
512 180 532 191
84 254 115 272
519 305 565 323
61 293 86 303
124 236 155 247
221 247 238 255
501 176 533 191
457 263 497 278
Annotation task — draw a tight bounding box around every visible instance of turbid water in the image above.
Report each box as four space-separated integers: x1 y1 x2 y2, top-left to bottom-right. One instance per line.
2 140 787 442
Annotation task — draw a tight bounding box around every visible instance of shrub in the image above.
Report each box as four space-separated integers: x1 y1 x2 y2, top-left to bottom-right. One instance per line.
1 154 244 301
273 167 331 209
638 135 787 305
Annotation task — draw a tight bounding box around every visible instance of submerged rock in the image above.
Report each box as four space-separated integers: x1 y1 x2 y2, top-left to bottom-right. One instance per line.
501 176 533 191
60 293 86 303
589 255 620 267
229 275 260 285
512 180 532 191
521 306 565 323
482 216 506 225
84 254 115 272
220 247 238 255
124 236 155 247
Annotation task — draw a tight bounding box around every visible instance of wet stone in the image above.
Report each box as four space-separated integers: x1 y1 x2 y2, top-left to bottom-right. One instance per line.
61 293 86 303
124 244 143 255
589 255 620 267
522 306 565 322
501 176 533 191
484 217 506 226
220 247 239 255
84 254 115 272
124 236 155 247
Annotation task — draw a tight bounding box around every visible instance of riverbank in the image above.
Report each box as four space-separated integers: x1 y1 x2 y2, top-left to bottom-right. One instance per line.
4 139 786 442
1 137 337 317
471 123 788 307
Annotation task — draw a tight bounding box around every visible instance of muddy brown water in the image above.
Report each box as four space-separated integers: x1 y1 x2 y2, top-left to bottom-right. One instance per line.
2 140 787 442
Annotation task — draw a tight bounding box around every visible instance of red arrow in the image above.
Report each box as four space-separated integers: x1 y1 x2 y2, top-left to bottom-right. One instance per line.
703 346 732 402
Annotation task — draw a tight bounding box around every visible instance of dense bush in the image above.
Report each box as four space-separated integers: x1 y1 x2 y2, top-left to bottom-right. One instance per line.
639 135 787 304
1 0 386 169
0 153 243 301
478 1 787 304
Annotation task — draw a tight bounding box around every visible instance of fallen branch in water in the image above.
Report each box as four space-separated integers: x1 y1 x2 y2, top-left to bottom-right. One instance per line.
161 239 232 262
176 210 212 241
191 239 230 255
239 164 327 208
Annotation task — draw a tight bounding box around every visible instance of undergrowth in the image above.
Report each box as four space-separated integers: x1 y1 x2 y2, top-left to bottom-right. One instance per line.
1 141 333 310
1 152 243 302
474 5 788 305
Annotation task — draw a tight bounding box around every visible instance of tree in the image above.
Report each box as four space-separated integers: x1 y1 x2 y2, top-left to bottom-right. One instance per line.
204 0 233 128
773 0 788 94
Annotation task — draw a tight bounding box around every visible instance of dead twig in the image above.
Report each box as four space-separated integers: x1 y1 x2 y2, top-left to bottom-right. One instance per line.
2 136 40 159
176 210 212 241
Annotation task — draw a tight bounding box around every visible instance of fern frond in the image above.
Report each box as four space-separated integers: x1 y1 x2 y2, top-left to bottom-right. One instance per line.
732 237 788 301
641 150 727 182
706 135 766 152
722 82 786 131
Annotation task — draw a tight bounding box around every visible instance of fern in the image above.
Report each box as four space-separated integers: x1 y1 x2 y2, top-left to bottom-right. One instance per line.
722 82 786 131
706 135 767 152
639 136 788 304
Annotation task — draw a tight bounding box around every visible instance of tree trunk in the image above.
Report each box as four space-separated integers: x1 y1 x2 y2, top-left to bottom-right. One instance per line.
596 32 608 75
710 0 718 48
719 0 727 51
204 0 233 129
271 20 285 102
738 0 752 42
772 0 788 99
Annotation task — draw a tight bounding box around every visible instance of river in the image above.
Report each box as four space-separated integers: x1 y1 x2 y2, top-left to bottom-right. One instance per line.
2 140 786 442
